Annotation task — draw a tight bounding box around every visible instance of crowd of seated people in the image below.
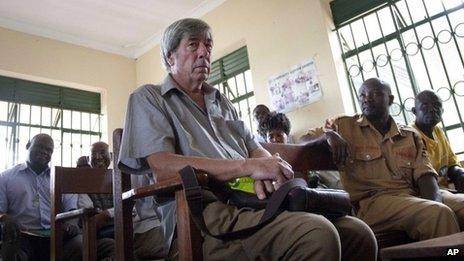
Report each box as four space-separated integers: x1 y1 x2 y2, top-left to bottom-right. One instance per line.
2 17 464 261
0 134 114 260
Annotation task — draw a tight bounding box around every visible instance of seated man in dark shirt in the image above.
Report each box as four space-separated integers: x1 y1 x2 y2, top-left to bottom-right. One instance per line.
77 142 114 239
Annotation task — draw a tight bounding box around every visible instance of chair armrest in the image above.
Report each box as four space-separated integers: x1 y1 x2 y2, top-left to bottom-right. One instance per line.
55 208 99 222
122 172 209 201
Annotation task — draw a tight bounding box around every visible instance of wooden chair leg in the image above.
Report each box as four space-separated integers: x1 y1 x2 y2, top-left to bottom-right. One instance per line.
51 222 64 261
176 190 203 261
82 217 97 261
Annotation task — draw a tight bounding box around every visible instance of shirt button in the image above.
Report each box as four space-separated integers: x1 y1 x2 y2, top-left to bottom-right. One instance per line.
365 154 371 160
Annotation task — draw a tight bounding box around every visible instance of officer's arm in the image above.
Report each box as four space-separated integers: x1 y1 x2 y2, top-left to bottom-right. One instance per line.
448 166 464 192
417 173 442 202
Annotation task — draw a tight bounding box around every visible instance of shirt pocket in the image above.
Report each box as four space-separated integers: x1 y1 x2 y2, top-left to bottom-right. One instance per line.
225 120 246 139
350 148 384 179
395 157 415 185
392 144 417 181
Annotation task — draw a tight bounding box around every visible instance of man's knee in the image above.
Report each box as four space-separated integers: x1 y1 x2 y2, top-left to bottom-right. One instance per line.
293 213 341 254
427 203 457 222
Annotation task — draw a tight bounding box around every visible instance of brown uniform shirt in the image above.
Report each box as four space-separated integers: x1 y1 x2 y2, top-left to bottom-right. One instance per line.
322 114 437 203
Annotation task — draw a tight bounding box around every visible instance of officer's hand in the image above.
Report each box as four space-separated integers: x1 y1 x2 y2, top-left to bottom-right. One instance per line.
325 130 350 165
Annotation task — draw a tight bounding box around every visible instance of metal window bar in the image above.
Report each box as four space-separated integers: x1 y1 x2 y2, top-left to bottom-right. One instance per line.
336 0 464 157
0 101 102 170
213 70 257 132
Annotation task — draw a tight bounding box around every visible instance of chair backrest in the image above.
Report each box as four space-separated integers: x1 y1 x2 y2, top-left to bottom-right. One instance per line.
261 142 336 172
50 166 113 261
112 128 136 260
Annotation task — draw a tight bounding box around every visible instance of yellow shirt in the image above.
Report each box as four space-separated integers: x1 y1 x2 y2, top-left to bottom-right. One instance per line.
319 115 436 203
411 124 461 188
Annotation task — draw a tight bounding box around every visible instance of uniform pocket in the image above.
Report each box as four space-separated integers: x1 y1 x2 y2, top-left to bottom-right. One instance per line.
349 147 385 180
395 157 415 184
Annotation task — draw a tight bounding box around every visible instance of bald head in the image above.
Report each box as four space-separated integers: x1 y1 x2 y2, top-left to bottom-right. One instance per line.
90 141 110 169
358 78 394 119
415 90 442 107
413 90 443 127
26 133 54 173
253 104 270 124
76 156 90 168
361 78 392 96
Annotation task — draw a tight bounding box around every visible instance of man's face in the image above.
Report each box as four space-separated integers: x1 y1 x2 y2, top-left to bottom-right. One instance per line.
267 129 288 144
91 143 110 169
358 83 393 118
168 32 213 86
27 136 54 169
414 93 443 127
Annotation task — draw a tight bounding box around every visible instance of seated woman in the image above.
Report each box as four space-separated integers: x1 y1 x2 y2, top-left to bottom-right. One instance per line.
258 111 291 144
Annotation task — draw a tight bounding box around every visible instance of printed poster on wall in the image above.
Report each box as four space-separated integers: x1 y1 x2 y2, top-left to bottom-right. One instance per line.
267 59 322 113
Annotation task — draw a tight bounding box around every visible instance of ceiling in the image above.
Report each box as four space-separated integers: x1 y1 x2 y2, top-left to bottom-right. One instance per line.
0 0 226 58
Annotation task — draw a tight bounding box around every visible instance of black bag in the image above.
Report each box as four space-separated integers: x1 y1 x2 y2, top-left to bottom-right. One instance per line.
179 166 352 240
227 187 352 220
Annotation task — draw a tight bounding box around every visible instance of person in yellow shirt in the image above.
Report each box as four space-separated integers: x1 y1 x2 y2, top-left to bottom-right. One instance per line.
411 90 464 192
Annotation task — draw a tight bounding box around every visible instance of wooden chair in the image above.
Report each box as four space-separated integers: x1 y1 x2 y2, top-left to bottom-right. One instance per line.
51 166 113 261
112 129 338 260
112 128 206 261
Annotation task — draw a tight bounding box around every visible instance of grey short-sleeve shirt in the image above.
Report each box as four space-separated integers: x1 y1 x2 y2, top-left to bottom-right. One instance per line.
118 74 260 250
119 74 259 171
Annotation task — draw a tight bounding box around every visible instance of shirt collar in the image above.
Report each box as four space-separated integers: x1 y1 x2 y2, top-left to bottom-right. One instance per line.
356 114 405 138
20 162 50 176
411 123 437 143
160 74 221 101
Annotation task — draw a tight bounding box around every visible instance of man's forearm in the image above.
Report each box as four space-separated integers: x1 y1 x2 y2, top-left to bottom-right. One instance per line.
417 173 442 202
146 152 247 182
299 133 328 145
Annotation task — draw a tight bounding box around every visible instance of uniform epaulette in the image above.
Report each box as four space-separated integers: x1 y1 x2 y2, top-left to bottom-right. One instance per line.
328 114 356 121
398 124 419 135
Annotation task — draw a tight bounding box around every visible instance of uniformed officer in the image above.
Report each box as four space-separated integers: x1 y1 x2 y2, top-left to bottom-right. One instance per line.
304 78 462 240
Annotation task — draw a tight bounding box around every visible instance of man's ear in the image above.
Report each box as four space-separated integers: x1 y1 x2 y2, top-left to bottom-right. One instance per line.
411 107 416 115
388 95 394 106
167 51 175 67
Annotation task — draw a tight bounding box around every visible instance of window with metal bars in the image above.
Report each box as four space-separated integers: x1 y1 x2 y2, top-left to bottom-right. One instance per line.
208 46 257 132
332 0 464 159
0 76 102 171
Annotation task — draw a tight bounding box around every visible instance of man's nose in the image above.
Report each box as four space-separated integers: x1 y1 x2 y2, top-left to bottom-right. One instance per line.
197 42 210 58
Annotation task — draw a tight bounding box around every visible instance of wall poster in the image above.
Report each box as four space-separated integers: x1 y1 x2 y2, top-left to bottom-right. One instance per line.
267 59 322 113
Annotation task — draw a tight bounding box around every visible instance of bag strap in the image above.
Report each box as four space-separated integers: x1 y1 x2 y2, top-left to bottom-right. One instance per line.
179 165 307 240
